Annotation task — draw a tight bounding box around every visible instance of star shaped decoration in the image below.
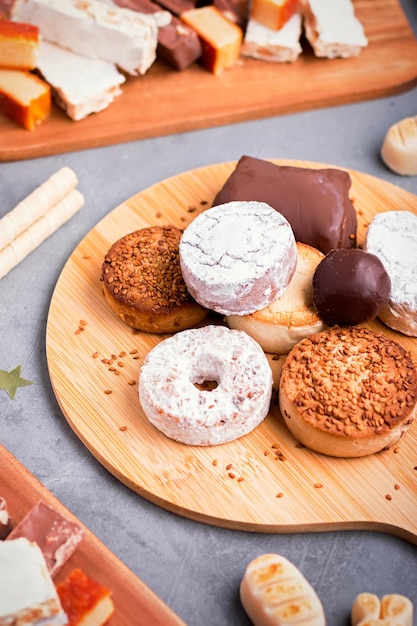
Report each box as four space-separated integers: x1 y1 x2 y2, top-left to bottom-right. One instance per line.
0 365 33 400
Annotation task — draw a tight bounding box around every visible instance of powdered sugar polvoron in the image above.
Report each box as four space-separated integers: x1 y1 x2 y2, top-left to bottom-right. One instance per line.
179 200 297 316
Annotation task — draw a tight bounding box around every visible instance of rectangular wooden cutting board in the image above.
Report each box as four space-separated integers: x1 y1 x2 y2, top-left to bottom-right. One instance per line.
0 444 186 626
1 0 417 162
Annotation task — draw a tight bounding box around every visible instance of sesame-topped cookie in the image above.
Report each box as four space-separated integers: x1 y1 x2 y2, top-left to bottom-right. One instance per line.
101 225 208 334
279 325 417 457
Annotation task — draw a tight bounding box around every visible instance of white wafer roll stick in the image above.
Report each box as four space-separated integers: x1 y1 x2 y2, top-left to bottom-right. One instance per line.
0 188 84 280
0 166 78 251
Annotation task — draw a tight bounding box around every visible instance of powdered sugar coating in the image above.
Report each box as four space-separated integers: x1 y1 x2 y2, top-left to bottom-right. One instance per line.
179 201 297 316
365 210 417 336
139 325 273 446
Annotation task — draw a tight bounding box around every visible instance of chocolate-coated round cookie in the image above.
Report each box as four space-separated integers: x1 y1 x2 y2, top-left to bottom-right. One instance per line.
312 248 391 326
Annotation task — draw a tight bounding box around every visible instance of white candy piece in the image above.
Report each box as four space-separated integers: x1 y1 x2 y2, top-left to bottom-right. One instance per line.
37 41 126 120
365 210 417 337
0 538 67 625
240 553 326 626
381 115 417 176
139 325 273 446
301 0 368 58
351 592 413 626
179 201 297 316
241 13 303 63
12 0 171 75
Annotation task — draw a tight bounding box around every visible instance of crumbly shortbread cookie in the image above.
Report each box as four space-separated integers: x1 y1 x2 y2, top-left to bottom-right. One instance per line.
241 12 302 63
279 326 417 457
365 210 417 336
381 115 417 176
227 242 326 354
179 201 297 316
301 0 368 58
139 325 273 446
240 553 326 626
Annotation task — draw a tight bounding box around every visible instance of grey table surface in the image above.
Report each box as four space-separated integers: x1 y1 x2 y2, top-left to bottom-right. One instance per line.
1 2 417 624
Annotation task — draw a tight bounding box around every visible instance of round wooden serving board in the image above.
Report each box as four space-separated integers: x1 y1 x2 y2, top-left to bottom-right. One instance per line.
46 160 417 542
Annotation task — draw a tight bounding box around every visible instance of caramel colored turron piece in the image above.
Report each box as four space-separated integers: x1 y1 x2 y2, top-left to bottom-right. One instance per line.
279 326 417 458
101 225 208 334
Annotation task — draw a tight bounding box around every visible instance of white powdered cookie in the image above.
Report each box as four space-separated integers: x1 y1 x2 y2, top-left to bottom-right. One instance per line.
365 210 417 336
179 201 297 316
139 325 273 446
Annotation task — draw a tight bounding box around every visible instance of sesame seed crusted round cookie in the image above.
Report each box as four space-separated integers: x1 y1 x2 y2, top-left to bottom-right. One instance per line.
179 201 297 316
101 225 208 333
279 326 417 457
139 325 273 446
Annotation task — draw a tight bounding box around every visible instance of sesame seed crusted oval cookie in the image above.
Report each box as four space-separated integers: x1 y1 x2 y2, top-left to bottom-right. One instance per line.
279 326 417 457
179 201 297 316
138 324 273 446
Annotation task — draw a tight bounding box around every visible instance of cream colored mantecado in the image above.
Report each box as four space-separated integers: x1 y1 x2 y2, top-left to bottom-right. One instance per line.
240 553 325 626
351 592 413 626
226 242 326 354
381 115 417 176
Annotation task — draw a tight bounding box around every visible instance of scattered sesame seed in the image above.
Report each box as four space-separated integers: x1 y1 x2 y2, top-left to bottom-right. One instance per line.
276 492 284 498
212 459 218 466
92 352 99 359
314 483 323 489
119 425 128 431
385 494 392 501
104 389 112 395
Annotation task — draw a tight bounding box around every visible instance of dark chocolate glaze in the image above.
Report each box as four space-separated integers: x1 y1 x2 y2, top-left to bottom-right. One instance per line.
312 248 391 326
212 155 357 254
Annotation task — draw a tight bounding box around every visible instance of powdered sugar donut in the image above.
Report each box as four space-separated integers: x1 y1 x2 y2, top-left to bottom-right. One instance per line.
179 201 297 316
139 325 273 446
